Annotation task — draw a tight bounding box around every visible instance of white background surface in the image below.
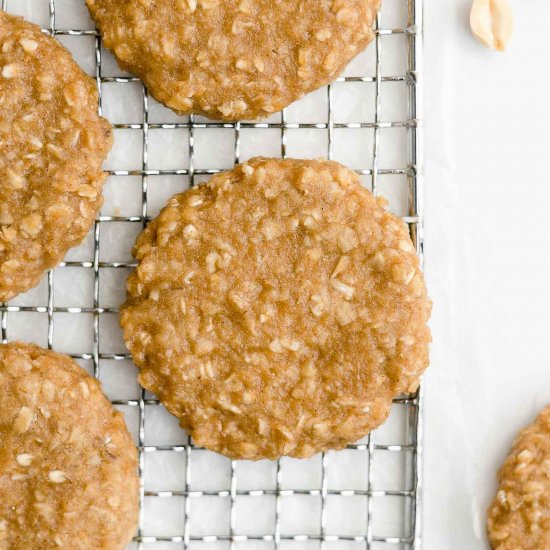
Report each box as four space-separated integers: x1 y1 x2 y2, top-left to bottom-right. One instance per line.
423 1 550 548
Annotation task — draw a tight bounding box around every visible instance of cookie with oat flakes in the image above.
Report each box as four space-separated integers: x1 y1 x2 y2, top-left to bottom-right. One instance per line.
85 0 380 121
0 342 138 550
0 12 112 302
487 404 550 549
120 157 431 460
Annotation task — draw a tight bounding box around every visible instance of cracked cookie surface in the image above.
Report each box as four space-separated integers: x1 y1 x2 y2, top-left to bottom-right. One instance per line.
0 12 112 302
488 404 550 549
86 0 380 120
121 158 431 460
0 342 138 550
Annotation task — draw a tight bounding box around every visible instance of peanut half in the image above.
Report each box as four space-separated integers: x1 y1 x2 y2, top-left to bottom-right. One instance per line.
470 0 513 52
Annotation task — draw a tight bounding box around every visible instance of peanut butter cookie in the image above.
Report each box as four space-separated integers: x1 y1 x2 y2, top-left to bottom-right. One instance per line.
0 342 138 550
0 13 112 302
120 158 431 460
86 0 380 121
488 404 550 549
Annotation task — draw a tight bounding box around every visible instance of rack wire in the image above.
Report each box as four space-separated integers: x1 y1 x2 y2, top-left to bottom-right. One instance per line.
1 0 424 548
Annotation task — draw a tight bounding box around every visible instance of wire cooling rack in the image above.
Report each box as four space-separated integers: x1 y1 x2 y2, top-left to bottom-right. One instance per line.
1 0 424 548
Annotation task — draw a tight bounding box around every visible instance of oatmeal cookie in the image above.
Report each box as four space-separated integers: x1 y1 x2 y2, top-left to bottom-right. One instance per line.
487 404 550 549
0 342 138 550
121 158 431 460
86 0 380 121
0 12 112 302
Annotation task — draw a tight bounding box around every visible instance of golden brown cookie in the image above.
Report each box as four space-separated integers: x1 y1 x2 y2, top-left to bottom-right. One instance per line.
487 404 550 549
86 0 380 121
120 157 431 460
0 12 112 302
0 342 139 550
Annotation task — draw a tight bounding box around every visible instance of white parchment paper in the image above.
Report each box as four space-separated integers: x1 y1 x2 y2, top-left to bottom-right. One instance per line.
424 1 550 548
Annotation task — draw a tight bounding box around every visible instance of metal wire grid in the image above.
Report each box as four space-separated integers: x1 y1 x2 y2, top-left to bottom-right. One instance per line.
0 0 424 548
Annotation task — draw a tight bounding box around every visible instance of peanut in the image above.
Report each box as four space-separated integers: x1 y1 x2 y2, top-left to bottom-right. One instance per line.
470 0 513 52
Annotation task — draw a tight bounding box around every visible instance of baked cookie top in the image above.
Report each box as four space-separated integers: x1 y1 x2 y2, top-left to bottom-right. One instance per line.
121 157 431 460
488 405 550 549
0 12 112 302
86 0 380 121
0 342 138 550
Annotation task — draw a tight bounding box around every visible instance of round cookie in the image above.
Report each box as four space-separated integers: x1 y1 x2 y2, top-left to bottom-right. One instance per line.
86 0 380 121
0 12 112 302
487 405 550 549
0 342 139 549
121 158 431 460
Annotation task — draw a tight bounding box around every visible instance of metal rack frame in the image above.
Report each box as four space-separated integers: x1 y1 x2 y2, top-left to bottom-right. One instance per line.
0 0 424 548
